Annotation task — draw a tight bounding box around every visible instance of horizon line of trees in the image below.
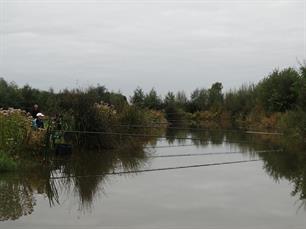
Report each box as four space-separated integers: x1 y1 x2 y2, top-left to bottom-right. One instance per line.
130 66 306 115
1 64 306 121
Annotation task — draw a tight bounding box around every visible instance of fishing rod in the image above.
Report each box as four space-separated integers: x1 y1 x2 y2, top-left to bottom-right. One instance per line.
149 149 282 158
52 130 277 146
144 144 196 149
109 124 282 135
49 159 262 180
41 149 281 164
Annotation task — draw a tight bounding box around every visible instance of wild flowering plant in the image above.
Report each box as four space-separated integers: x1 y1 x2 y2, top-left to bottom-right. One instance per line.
0 108 46 154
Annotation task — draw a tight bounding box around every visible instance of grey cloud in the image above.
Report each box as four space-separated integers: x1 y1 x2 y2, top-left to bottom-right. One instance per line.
0 0 304 96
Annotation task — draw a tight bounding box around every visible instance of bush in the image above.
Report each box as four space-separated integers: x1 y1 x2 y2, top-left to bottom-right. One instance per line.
0 151 17 172
0 108 45 153
0 108 32 152
57 90 167 149
256 68 301 112
279 110 306 140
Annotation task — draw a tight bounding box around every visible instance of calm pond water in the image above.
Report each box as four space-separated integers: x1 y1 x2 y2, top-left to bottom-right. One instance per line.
1 129 306 228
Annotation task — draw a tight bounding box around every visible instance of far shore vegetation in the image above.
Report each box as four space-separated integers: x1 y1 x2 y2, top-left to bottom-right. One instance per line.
0 64 306 172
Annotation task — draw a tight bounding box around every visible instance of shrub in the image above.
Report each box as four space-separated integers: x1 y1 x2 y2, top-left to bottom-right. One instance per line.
0 108 46 152
279 110 306 140
0 151 17 172
0 108 32 152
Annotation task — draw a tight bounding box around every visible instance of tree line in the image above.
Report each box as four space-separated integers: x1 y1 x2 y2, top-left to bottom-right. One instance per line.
0 81 128 114
1 64 306 136
129 66 305 130
130 66 306 116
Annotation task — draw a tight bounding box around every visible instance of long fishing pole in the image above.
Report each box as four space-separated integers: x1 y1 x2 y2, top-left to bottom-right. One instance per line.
43 149 281 164
110 124 282 135
49 159 262 180
144 144 196 149
149 149 282 158
51 129 280 146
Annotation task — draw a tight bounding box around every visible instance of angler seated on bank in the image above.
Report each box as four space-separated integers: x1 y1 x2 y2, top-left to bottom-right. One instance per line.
32 112 45 129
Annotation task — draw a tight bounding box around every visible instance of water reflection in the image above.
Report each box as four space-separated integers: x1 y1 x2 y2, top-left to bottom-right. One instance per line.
164 129 306 206
260 145 306 202
0 176 36 221
0 142 149 220
0 128 305 221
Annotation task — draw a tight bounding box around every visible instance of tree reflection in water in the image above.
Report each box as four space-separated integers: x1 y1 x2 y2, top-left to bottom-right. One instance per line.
0 177 36 221
0 141 149 220
0 128 305 221
259 142 306 209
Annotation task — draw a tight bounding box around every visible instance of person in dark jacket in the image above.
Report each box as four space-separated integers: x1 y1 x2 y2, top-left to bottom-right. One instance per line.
31 104 40 118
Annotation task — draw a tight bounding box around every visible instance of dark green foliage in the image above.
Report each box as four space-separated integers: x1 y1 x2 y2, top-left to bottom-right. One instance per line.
187 83 224 112
0 79 23 109
131 88 162 110
87 86 128 111
279 110 306 140
297 66 306 111
0 79 163 150
0 151 17 172
1 63 306 137
175 91 188 110
119 105 148 125
189 88 209 112
143 88 162 110
256 68 301 112
0 78 127 115
224 84 256 118
163 92 186 122
54 90 118 149
130 87 145 108
208 82 223 110
129 65 306 136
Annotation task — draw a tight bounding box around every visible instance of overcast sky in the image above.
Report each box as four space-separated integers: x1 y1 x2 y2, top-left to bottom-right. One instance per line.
0 0 305 96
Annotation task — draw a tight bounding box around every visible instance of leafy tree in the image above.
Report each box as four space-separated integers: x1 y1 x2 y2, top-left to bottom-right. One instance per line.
164 92 176 106
190 88 209 112
208 82 223 110
175 91 188 109
224 84 256 117
130 87 145 108
297 65 306 111
257 68 301 112
164 91 185 121
0 78 22 108
143 88 162 110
